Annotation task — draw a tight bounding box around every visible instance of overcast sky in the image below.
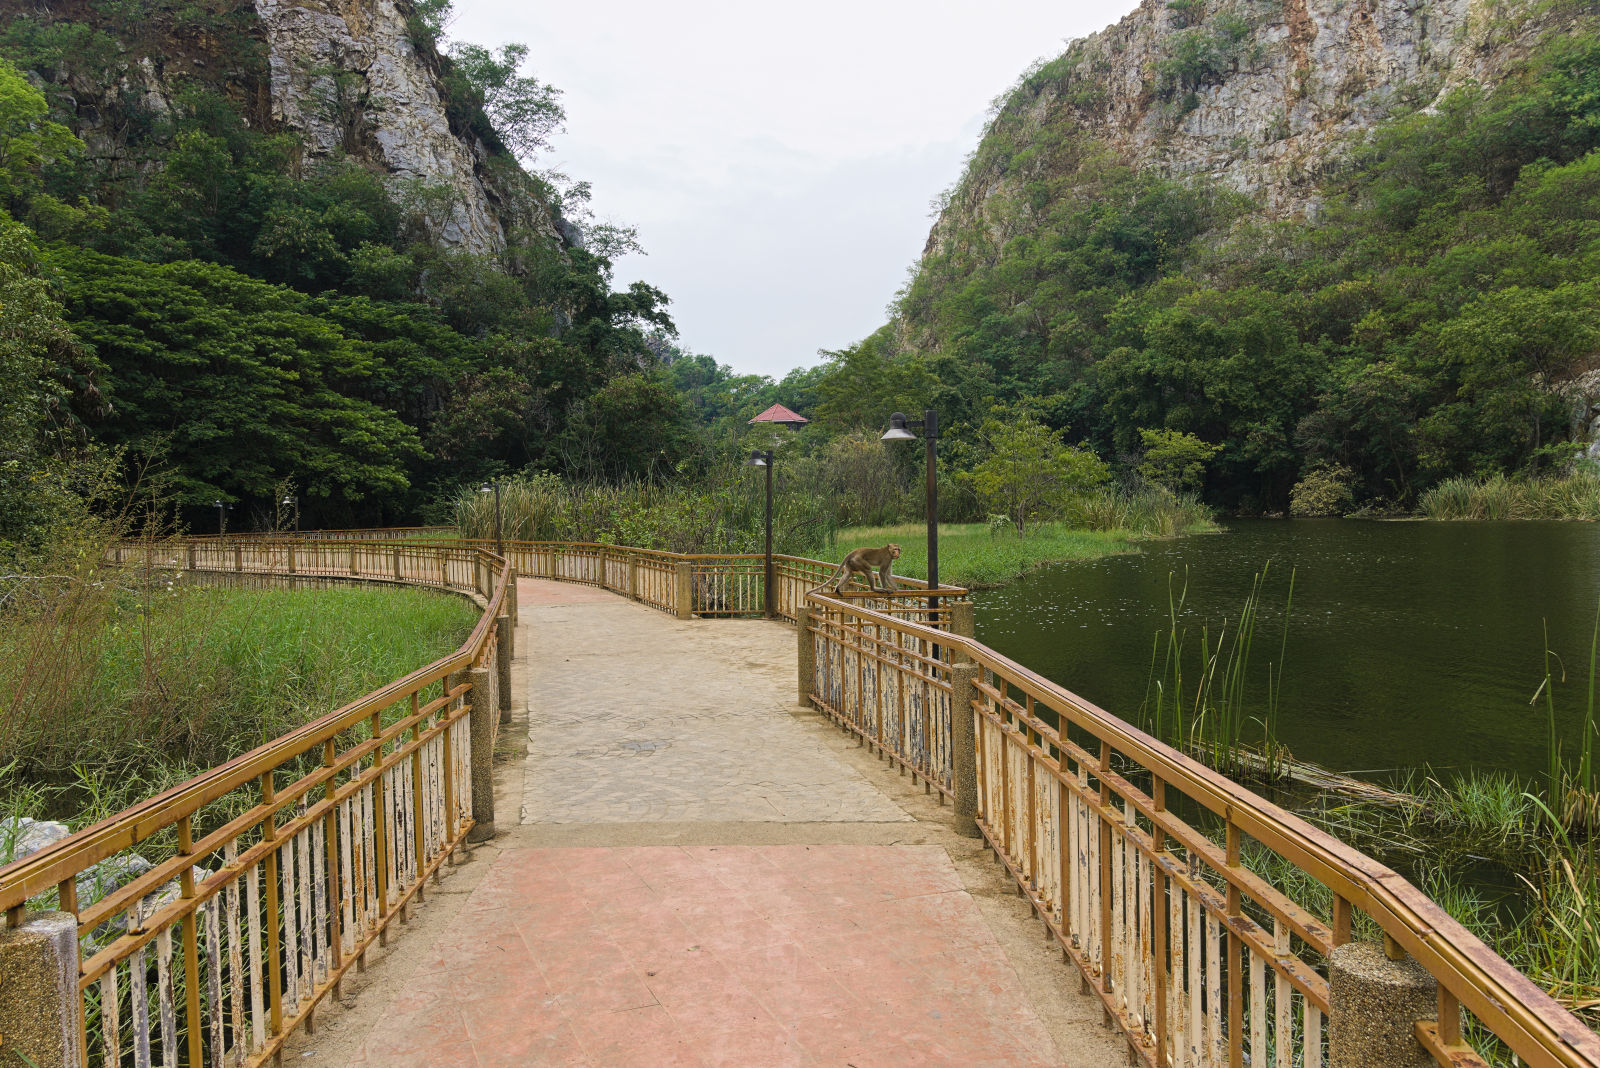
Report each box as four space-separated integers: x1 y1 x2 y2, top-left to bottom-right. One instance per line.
449 1 1142 379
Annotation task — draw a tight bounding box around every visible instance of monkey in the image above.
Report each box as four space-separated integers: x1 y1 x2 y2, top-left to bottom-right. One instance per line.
821 544 901 594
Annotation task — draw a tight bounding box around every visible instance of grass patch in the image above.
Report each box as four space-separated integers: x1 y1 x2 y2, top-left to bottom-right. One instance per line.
834 522 1140 589
1420 470 1600 520
0 582 480 832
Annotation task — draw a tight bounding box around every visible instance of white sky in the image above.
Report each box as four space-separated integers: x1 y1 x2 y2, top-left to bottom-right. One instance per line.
448 1 1142 379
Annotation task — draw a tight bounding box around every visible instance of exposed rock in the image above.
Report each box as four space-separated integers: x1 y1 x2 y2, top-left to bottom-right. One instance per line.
925 0 1575 260
252 0 506 254
3 817 70 861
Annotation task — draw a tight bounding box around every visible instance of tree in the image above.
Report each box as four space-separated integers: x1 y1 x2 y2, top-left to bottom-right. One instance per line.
1137 428 1220 494
0 58 77 211
446 43 563 160
963 405 1109 533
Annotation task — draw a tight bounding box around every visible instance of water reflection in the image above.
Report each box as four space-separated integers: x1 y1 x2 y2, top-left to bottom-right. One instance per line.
973 519 1600 784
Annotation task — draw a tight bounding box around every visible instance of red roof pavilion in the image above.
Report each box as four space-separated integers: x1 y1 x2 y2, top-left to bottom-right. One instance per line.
748 403 809 428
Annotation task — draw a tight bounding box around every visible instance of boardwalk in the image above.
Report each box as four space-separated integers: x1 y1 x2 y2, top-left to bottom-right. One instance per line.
293 579 1125 1067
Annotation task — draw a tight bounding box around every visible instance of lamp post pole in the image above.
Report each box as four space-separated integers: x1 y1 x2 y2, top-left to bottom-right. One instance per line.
746 450 775 618
882 409 940 614
213 499 228 536
922 408 938 611
479 480 504 556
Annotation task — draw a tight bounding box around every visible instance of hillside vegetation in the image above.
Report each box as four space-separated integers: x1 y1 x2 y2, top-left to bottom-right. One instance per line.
847 21 1600 514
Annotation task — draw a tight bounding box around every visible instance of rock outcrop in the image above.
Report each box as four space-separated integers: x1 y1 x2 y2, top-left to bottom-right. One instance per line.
252 0 506 255
926 0 1574 258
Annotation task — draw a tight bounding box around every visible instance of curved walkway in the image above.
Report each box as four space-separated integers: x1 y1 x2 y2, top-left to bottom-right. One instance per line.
292 579 1126 1067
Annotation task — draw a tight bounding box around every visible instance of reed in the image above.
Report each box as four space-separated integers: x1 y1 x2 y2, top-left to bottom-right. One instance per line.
1141 564 1294 778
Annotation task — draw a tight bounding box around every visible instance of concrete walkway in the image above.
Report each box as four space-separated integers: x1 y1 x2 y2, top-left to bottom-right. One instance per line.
290 580 1125 1067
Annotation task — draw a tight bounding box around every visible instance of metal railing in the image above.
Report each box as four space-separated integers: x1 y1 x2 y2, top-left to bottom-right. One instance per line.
0 540 511 1068
800 589 1600 1068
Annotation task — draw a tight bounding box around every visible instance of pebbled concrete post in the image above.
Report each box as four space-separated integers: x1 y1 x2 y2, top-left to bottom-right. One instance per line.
495 614 514 725
796 603 815 706
1329 941 1436 1067
948 601 975 640
464 665 496 842
0 910 81 1068
949 661 982 837
675 561 693 620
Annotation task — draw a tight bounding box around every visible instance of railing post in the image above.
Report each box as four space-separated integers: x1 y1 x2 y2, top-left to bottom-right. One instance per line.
0 911 80 1068
392 546 403 581
464 665 496 842
235 543 243 572
349 545 358 576
675 560 693 620
949 601 975 640
287 544 296 574
496 613 513 725
186 543 196 571
628 555 639 601
796 602 815 706
950 660 981 837
1329 942 1437 1067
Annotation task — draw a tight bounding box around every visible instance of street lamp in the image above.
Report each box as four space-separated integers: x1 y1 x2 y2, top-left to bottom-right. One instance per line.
881 409 940 608
745 449 775 618
213 499 232 535
281 495 299 533
478 481 504 556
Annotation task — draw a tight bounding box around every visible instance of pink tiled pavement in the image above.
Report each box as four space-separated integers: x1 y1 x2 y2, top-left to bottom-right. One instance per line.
349 845 1061 1067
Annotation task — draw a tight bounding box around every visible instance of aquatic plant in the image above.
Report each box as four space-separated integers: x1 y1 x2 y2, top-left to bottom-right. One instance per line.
1142 564 1294 778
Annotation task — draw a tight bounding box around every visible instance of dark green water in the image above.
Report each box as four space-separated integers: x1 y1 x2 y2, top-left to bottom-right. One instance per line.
972 519 1600 785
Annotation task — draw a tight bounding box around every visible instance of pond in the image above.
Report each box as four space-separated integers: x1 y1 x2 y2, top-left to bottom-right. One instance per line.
972 519 1600 786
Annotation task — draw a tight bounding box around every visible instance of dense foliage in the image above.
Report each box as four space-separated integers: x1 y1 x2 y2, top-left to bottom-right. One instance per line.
0 1 693 530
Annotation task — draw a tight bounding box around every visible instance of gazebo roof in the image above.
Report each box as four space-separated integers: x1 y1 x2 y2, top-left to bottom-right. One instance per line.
748 403 809 426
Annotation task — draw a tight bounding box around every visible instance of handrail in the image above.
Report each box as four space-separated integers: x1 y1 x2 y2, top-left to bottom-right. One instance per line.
1 539 513 1068
799 586 1600 1068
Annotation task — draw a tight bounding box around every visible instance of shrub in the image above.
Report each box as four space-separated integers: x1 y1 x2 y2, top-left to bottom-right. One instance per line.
1290 466 1356 517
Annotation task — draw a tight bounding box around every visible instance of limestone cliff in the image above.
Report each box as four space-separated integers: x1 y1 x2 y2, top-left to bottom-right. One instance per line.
926 0 1579 258
1 0 541 256
252 0 507 254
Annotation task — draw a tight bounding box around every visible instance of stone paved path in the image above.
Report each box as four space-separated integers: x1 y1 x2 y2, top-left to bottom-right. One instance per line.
520 589 909 825
330 579 1126 1067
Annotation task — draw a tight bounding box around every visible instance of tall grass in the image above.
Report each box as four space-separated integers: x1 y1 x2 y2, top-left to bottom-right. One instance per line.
1058 486 1218 537
1420 470 1600 520
1141 565 1293 777
453 467 836 556
0 583 479 832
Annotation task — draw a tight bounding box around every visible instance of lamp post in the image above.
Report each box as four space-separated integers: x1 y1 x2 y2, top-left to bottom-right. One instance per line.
881 409 939 609
745 449 774 617
478 480 504 556
213 499 232 535
281 495 299 533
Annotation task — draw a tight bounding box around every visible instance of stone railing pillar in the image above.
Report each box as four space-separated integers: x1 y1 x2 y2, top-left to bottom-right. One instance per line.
675 560 693 620
0 910 81 1067
495 613 513 725
949 661 981 838
1329 942 1437 1067
796 602 815 706
464 665 496 842
949 601 975 640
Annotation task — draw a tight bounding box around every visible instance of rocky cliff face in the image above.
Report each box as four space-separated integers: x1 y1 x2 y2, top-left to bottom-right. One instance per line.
253 0 506 255
4 0 529 256
927 0 1574 257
